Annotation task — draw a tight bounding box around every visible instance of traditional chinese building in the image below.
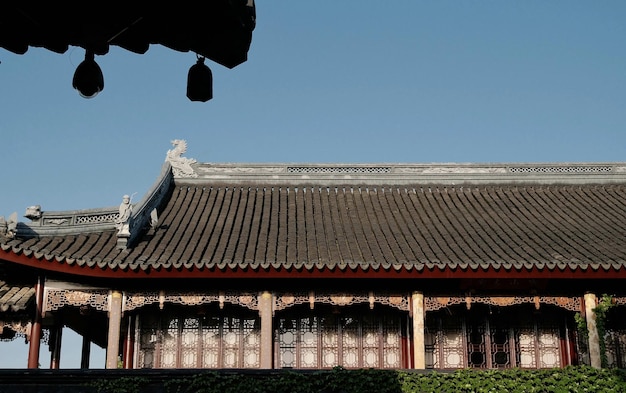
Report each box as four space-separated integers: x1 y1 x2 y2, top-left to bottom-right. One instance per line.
2 140 626 370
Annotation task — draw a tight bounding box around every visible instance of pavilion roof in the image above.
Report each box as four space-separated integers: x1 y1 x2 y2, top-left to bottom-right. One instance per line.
2 151 626 279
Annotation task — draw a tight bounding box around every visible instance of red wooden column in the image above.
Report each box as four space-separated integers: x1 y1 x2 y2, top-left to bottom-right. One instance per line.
27 276 45 368
122 316 135 369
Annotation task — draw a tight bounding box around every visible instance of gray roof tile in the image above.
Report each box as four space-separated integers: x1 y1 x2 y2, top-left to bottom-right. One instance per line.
4 183 626 274
0 280 34 312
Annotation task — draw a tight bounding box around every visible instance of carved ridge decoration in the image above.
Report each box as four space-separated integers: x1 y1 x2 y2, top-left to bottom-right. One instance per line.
274 291 409 312
199 167 285 173
508 166 613 174
123 291 259 311
40 212 118 227
44 289 109 313
393 166 507 174
166 139 198 178
46 218 69 225
424 295 582 312
75 213 118 225
287 166 391 174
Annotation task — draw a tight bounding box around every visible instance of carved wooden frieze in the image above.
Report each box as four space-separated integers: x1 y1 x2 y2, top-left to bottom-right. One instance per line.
44 289 109 313
424 295 582 312
0 319 31 336
123 291 259 311
274 291 409 312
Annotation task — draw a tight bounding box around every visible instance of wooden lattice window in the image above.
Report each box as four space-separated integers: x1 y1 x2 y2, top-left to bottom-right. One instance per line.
605 306 626 368
137 306 260 368
425 305 568 369
275 306 405 369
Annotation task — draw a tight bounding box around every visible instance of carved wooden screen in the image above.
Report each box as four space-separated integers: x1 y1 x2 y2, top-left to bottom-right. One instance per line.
137 306 260 368
605 330 626 368
275 306 404 369
425 305 567 369
605 306 626 368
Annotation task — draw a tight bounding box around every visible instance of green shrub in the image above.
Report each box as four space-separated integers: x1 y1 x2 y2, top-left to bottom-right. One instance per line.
157 366 626 393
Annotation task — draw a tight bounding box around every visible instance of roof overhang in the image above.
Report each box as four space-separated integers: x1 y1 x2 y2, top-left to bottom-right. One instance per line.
3 247 626 281
0 2 256 69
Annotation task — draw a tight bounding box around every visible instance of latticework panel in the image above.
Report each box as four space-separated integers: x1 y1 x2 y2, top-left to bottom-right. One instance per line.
382 316 402 368
489 322 512 368
361 315 379 368
200 316 220 367
425 314 465 369
603 304 626 368
275 309 404 369
137 313 159 368
137 310 260 369
605 330 626 368
44 289 109 312
537 327 561 368
341 316 360 367
517 327 537 368
242 319 260 367
467 321 487 368
221 317 242 367
426 305 567 369
301 317 320 368
160 318 179 368
320 316 339 368
181 317 199 368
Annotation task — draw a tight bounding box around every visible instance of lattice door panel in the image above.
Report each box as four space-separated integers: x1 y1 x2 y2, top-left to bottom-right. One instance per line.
276 308 404 369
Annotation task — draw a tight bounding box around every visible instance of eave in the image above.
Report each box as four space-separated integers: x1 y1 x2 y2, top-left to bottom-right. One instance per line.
3 248 626 281
0 2 256 69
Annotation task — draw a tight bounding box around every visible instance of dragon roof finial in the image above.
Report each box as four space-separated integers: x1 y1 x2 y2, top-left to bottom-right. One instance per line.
166 139 198 178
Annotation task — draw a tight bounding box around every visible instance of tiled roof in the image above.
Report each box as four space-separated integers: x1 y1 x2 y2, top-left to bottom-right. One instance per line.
128 182 626 272
2 160 626 276
0 280 34 312
0 161 626 275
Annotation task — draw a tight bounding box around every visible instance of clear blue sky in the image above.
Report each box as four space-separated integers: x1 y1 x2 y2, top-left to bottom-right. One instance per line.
1 1 625 368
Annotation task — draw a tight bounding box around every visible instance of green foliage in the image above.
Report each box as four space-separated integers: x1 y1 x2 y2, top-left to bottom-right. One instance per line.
164 370 315 393
163 367 400 393
575 294 616 368
159 366 626 393
594 294 616 368
88 376 150 393
574 311 588 336
398 367 626 393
